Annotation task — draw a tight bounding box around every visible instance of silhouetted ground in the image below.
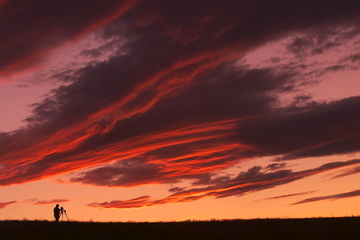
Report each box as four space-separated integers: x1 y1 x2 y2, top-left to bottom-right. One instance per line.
0 217 359 240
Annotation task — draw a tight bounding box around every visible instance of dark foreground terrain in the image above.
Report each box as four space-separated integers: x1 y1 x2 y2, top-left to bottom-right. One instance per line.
0 217 359 240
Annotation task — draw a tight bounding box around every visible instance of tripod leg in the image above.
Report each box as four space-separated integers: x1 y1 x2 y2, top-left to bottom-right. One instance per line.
65 212 69 221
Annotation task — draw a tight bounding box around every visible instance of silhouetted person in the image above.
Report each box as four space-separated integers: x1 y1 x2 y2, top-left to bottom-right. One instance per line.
54 204 60 222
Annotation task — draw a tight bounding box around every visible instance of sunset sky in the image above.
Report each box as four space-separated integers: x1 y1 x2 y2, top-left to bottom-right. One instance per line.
1 0 360 222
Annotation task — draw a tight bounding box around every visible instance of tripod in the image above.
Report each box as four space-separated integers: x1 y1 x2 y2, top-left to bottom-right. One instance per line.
60 207 69 221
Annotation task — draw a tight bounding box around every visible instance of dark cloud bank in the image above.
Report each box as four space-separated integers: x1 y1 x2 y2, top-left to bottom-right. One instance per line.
1 0 360 207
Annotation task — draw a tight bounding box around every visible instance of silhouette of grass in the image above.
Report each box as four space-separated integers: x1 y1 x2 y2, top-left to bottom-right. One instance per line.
0 217 359 240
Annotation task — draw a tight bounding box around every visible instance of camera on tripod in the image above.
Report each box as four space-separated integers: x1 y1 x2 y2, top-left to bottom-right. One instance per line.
60 207 66 213
60 206 69 221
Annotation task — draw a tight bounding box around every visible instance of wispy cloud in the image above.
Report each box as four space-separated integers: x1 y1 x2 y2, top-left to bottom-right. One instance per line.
258 191 317 201
24 199 70 205
0 201 17 209
292 189 360 205
88 195 151 209
332 166 360 179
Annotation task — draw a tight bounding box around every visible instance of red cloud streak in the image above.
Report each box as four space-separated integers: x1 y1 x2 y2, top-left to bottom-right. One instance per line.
0 118 242 185
0 201 17 209
87 160 360 209
88 195 151 209
34 199 70 205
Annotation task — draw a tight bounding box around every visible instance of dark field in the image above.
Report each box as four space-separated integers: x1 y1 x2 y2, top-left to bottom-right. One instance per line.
0 217 359 240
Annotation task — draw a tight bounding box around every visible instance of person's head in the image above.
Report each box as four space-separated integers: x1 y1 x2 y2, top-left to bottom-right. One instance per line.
56 204 59 207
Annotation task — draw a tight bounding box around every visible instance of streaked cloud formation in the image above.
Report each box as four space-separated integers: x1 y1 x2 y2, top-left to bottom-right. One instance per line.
87 159 360 209
293 189 360 205
0 201 17 209
24 199 70 205
0 0 360 214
